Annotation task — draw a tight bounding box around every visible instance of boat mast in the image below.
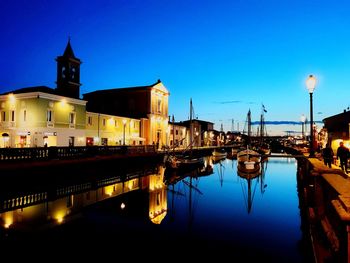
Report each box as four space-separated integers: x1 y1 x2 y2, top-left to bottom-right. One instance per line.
247 109 251 146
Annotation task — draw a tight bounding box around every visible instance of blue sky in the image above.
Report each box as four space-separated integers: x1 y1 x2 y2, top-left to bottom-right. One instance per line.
1 0 349 135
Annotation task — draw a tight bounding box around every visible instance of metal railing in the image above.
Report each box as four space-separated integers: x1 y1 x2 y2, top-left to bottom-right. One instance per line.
0 145 157 162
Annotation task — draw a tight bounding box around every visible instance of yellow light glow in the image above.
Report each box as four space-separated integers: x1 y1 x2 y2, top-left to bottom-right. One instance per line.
122 119 127 125
8 94 16 105
104 185 114 196
3 212 13 228
60 99 67 108
108 118 114 126
54 211 65 224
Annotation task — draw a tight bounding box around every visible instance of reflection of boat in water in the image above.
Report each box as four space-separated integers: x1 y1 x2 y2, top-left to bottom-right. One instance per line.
212 148 227 159
165 168 203 230
237 160 267 213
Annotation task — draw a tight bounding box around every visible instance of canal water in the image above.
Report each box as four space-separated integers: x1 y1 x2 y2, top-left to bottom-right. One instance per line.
0 156 312 261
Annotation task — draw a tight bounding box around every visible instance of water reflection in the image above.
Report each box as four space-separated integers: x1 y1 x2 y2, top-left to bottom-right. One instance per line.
0 164 170 233
0 155 307 262
237 160 268 213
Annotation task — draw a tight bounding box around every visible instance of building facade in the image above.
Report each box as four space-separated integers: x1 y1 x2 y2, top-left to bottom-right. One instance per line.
83 80 169 148
323 110 350 151
0 88 87 148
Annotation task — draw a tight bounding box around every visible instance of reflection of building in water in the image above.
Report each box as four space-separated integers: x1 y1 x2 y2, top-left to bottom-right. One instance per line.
0 166 168 230
148 166 167 224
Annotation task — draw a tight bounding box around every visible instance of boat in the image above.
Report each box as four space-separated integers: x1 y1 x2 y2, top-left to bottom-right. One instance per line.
237 109 261 172
237 147 261 173
165 99 204 170
212 148 227 162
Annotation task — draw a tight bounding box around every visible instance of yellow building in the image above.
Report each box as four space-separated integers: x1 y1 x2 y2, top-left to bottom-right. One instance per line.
0 89 87 147
85 112 142 146
83 80 169 148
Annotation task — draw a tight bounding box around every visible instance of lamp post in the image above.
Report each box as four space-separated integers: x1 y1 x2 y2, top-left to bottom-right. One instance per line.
122 119 127 145
306 75 316 157
300 114 306 139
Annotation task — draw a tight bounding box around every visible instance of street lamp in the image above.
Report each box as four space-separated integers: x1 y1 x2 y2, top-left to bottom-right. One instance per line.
122 119 127 145
306 75 317 157
300 114 306 139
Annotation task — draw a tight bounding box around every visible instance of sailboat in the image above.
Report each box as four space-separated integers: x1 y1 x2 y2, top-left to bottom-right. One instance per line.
237 109 261 172
165 98 204 171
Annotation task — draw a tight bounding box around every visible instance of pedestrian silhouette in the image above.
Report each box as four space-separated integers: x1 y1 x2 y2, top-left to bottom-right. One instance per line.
321 143 333 168
336 141 349 173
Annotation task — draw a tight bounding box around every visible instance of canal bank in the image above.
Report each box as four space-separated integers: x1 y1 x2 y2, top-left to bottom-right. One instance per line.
298 155 350 263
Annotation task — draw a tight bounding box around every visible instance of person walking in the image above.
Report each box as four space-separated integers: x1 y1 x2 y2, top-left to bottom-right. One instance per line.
322 143 334 168
337 141 349 173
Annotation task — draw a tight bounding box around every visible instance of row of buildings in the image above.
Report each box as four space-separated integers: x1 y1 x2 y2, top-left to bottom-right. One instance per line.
0 40 221 149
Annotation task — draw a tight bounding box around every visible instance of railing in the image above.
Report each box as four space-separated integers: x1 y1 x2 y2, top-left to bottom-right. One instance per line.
0 145 157 162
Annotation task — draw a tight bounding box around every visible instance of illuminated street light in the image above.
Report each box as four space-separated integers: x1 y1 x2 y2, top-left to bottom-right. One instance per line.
306 75 317 157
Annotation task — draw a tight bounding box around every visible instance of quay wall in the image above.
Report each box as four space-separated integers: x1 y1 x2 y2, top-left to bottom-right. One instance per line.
297 151 350 263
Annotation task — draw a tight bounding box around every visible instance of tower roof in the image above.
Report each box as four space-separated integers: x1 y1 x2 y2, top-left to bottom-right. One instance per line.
63 39 76 58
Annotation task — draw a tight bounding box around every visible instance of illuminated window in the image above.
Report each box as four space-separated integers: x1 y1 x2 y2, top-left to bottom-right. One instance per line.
23 110 26 122
47 110 53 122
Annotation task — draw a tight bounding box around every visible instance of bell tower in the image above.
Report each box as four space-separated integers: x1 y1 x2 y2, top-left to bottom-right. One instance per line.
56 39 82 99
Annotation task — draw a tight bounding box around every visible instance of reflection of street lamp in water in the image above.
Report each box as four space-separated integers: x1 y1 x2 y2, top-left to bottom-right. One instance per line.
122 119 127 145
306 75 317 157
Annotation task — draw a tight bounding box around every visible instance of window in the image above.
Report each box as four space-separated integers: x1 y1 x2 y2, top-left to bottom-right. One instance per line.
47 110 53 122
23 110 26 122
87 116 92 125
102 118 106 126
157 99 162 113
176 130 178 135
1 111 5 122
10 110 15 122
69 112 75 124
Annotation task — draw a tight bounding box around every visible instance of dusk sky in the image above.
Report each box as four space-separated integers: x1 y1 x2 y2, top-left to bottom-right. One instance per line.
1 0 349 135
